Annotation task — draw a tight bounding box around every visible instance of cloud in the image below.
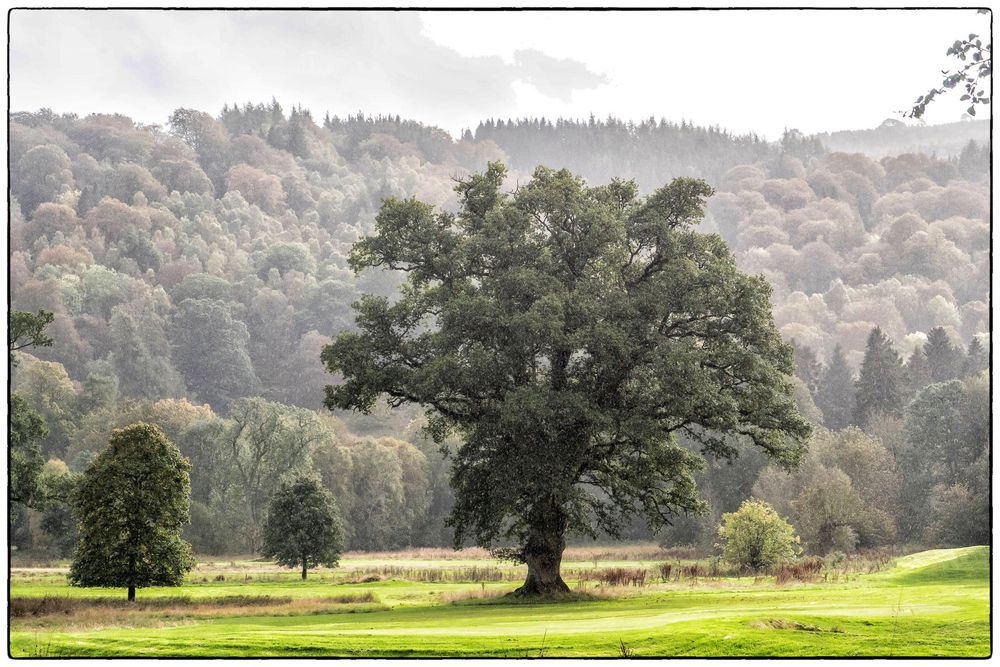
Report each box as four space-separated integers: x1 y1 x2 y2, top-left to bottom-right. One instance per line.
9 10 609 134
513 49 608 102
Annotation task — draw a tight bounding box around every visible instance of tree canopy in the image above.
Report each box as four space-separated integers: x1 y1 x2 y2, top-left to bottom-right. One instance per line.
9 309 54 366
323 162 810 594
261 474 345 579
69 422 194 600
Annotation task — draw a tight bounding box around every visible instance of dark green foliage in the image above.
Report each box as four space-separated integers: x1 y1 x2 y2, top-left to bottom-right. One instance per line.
9 308 55 519
70 423 194 600
853 328 904 427
898 378 988 542
792 341 824 399
657 435 771 553
261 474 344 579
324 163 810 593
169 298 258 410
110 306 185 401
904 381 979 488
816 345 855 430
9 309 54 366
924 327 962 383
112 227 163 273
963 337 987 377
167 108 231 190
905 345 932 397
926 481 990 547
37 460 79 557
9 394 47 517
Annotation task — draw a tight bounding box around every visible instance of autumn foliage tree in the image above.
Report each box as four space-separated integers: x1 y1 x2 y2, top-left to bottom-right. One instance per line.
323 163 810 595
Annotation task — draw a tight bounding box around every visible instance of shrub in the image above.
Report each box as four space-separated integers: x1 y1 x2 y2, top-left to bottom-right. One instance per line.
718 499 800 573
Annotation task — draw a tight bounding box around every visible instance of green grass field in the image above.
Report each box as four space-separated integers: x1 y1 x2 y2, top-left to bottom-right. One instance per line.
9 545 990 657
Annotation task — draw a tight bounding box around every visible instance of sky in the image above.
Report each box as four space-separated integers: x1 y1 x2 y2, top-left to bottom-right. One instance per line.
9 8 991 140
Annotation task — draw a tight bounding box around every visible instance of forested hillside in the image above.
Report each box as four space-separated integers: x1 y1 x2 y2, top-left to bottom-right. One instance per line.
817 118 989 158
9 104 990 557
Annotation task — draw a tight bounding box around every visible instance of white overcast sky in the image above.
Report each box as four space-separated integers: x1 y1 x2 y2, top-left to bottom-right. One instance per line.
9 8 991 139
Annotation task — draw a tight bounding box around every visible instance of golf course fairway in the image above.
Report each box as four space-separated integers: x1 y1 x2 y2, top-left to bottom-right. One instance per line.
9 545 990 657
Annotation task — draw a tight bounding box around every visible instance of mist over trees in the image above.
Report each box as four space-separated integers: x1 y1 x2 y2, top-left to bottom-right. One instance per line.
8 102 990 559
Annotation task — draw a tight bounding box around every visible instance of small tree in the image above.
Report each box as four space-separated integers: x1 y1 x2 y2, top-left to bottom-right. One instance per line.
70 423 194 601
261 474 344 580
718 499 800 573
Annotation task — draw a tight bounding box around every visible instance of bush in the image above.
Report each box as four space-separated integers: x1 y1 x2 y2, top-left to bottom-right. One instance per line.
718 499 800 573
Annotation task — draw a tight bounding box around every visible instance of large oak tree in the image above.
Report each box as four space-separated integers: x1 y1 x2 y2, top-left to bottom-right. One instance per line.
323 163 810 595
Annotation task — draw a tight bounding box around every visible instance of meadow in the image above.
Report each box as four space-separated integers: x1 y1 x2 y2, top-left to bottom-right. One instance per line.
8 545 990 658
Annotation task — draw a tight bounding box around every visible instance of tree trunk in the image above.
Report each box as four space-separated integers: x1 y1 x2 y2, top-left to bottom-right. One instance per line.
301 560 308 580
513 501 570 597
127 586 135 602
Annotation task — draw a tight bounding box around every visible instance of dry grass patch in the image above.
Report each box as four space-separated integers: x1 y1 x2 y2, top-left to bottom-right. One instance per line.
440 588 508 603
337 565 519 583
10 593 382 632
579 567 649 587
343 547 492 561
775 557 824 584
563 543 674 562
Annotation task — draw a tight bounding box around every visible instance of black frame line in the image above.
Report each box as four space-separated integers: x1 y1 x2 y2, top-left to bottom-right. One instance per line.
5 4 993 660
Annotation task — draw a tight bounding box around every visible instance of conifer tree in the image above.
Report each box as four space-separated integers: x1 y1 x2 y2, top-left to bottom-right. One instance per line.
963 336 988 377
905 345 932 396
792 340 824 399
854 327 905 427
816 344 855 430
924 327 961 383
